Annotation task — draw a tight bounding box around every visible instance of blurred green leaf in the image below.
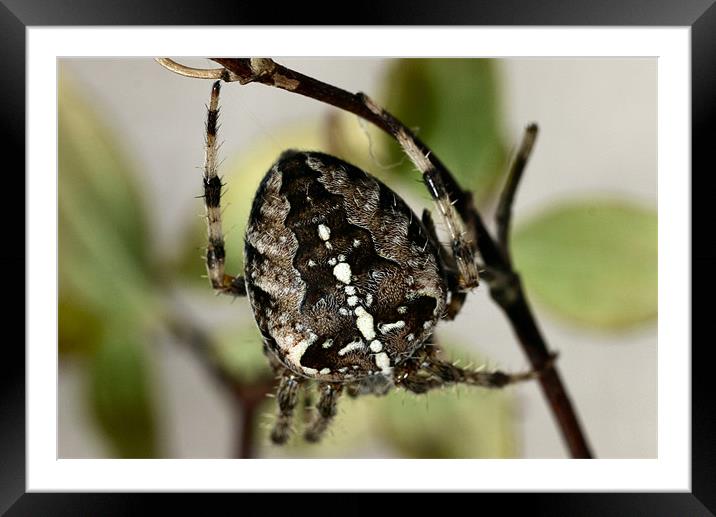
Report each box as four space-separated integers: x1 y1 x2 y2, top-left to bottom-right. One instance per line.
59 72 150 269
59 69 158 350
375 345 517 458
89 326 159 458
377 59 509 204
377 389 516 458
59 69 163 458
512 200 657 329
58 294 103 357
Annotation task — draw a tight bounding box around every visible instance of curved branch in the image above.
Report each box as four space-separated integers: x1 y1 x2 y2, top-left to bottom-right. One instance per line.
496 123 539 263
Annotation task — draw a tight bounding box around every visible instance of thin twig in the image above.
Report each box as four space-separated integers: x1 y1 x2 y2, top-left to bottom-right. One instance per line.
496 123 539 263
158 57 593 459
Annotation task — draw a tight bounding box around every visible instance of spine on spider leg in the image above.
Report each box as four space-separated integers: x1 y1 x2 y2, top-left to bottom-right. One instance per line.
203 81 228 290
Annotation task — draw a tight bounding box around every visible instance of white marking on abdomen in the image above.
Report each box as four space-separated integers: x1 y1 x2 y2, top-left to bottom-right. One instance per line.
286 333 317 370
333 262 352 284
338 339 365 356
354 306 376 340
318 224 331 241
375 352 392 375
378 321 405 334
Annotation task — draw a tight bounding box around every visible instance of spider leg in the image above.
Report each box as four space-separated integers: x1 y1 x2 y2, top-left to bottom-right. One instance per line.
421 209 466 321
346 382 362 398
202 81 246 297
420 355 543 389
395 344 555 394
359 93 480 290
393 349 442 394
270 371 302 445
304 382 343 443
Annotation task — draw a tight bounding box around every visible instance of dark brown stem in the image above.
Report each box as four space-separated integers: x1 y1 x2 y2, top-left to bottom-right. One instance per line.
236 397 257 459
232 382 274 459
496 123 539 263
486 268 592 457
192 58 593 458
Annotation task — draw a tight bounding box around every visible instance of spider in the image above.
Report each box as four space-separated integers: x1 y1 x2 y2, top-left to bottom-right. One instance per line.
193 70 547 445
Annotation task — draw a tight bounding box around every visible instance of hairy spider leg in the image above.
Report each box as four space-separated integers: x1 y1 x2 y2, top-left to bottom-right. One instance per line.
420 209 467 320
304 383 343 443
270 372 302 444
420 355 540 388
202 81 246 296
394 344 552 395
358 93 480 291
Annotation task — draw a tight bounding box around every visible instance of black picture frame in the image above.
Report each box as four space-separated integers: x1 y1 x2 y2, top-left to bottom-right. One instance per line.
6 1 713 513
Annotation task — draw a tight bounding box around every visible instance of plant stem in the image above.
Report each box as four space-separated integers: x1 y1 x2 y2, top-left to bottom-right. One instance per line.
496 123 539 263
232 382 274 459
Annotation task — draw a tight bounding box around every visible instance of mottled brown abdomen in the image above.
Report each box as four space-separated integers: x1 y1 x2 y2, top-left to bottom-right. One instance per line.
244 150 447 382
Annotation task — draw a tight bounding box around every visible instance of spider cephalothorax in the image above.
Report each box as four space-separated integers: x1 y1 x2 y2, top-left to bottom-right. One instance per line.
199 80 542 444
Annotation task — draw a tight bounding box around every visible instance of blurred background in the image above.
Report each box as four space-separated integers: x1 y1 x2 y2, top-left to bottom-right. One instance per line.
58 57 657 459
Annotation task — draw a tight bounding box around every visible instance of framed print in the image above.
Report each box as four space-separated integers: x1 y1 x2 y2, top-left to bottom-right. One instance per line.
6 0 714 513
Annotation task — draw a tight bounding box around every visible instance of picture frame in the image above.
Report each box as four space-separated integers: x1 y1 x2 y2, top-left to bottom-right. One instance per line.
8 0 713 512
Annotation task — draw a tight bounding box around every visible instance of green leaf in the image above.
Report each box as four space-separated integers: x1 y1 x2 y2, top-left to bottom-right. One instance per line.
375 345 517 458
512 200 658 329
59 72 150 270
58 69 157 333
58 294 103 357
59 69 162 457
89 326 159 458
377 59 509 204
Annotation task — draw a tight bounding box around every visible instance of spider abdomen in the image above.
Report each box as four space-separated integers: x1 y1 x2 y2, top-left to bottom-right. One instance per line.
244 150 447 382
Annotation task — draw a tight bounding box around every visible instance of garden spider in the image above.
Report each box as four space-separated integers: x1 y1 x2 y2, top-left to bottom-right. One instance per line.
164 59 549 445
